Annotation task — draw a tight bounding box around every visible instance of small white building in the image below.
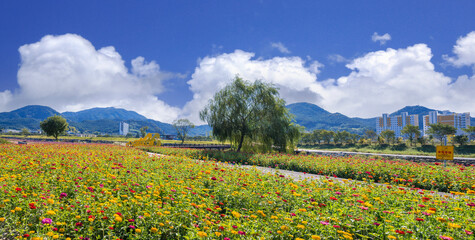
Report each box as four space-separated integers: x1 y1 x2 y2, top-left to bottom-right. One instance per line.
119 122 129 136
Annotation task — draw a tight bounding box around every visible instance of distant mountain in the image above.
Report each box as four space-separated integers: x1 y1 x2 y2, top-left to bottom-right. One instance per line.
0 105 210 136
62 107 147 122
0 105 60 120
389 105 437 117
0 103 471 137
287 102 374 134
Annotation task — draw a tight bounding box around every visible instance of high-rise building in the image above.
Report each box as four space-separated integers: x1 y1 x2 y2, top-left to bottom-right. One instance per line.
119 122 129 136
376 112 419 138
422 111 471 136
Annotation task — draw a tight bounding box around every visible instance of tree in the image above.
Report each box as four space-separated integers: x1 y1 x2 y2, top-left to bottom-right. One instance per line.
140 126 149 138
312 129 323 145
464 126 475 141
401 124 420 146
427 123 456 144
380 130 395 144
173 119 195 144
453 135 468 146
320 130 334 145
364 130 377 144
40 115 68 141
200 76 299 152
21 128 30 137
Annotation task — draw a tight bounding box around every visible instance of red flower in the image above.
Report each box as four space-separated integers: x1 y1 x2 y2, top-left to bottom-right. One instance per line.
416 218 424 222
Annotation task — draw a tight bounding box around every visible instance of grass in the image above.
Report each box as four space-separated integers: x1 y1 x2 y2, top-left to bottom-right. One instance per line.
298 143 475 158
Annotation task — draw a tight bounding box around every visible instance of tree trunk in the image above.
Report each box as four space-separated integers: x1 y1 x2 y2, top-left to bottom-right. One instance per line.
237 134 245 152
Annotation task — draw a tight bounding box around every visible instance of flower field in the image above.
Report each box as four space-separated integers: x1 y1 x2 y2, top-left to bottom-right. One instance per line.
1 144 475 239
143 147 475 193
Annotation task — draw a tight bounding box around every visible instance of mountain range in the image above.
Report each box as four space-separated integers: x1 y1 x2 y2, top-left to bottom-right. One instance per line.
0 103 472 136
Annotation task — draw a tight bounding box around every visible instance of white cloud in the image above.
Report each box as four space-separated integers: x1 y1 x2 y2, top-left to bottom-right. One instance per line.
0 34 181 122
2 32 475 127
328 54 350 63
183 42 475 120
444 31 475 68
372 32 392 45
270 42 291 54
318 44 455 117
181 50 322 122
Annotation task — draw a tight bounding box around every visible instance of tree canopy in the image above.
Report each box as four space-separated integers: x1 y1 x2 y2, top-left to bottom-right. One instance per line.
200 76 300 152
173 119 195 144
401 124 420 146
427 123 456 144
40 115 68 141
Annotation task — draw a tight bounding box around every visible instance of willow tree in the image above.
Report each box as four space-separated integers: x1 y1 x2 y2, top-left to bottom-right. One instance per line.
200 76 300 152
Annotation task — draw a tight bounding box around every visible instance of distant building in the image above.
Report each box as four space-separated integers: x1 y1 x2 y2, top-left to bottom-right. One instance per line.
119 122 129 136
422 111 470 136
376 112 419 139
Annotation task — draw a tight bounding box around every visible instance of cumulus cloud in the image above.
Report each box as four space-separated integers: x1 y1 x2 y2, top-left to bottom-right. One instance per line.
3 32 475 126
444 31 475 68
0 34 181 122
181 50 322 122
270 42 291 54
372 32 392 45
182 41 475 120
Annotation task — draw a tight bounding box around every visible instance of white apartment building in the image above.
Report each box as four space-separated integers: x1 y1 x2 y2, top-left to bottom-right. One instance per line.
119 122 129 136
422 111 471 136
376 112 419 138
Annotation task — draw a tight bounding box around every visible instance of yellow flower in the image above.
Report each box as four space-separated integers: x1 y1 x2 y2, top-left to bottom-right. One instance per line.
75 215 81 219
88 217 94 222
151 227 158 233
14 207 22 211
0 217 5 222
47 210 56 215
296 224 305 229
135 228 141 233
215 232 222 236
280 225 289 231
47 199 55 204
47 231 54 237
298 208 307 212
115 216 123 222
388 236 396 240
311 236 321 240
197 231 207 237
53 235 59 239
231 211 241 218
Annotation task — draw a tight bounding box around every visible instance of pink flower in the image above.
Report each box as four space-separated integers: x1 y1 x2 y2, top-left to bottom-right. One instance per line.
320 221 329 225
41 218 52 224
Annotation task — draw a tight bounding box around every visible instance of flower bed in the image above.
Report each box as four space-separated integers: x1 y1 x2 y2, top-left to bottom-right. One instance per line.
1 144 475 239
143 147 475 193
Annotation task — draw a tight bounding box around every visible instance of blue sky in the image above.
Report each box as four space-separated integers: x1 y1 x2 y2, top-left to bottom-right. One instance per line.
1 1 474 123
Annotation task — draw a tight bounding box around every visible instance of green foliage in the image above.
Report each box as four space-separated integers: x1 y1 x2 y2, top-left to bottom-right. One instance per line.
401 124 420 146
379 130 395 144
140 126 149 138
200 76 300 152
172 119 195 144
453 135 468 146
39 115 69 140
21 128 30 136
320 130 334 144
427 123 457 143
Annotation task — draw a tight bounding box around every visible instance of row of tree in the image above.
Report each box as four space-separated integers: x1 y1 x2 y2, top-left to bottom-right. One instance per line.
299 123 475 146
